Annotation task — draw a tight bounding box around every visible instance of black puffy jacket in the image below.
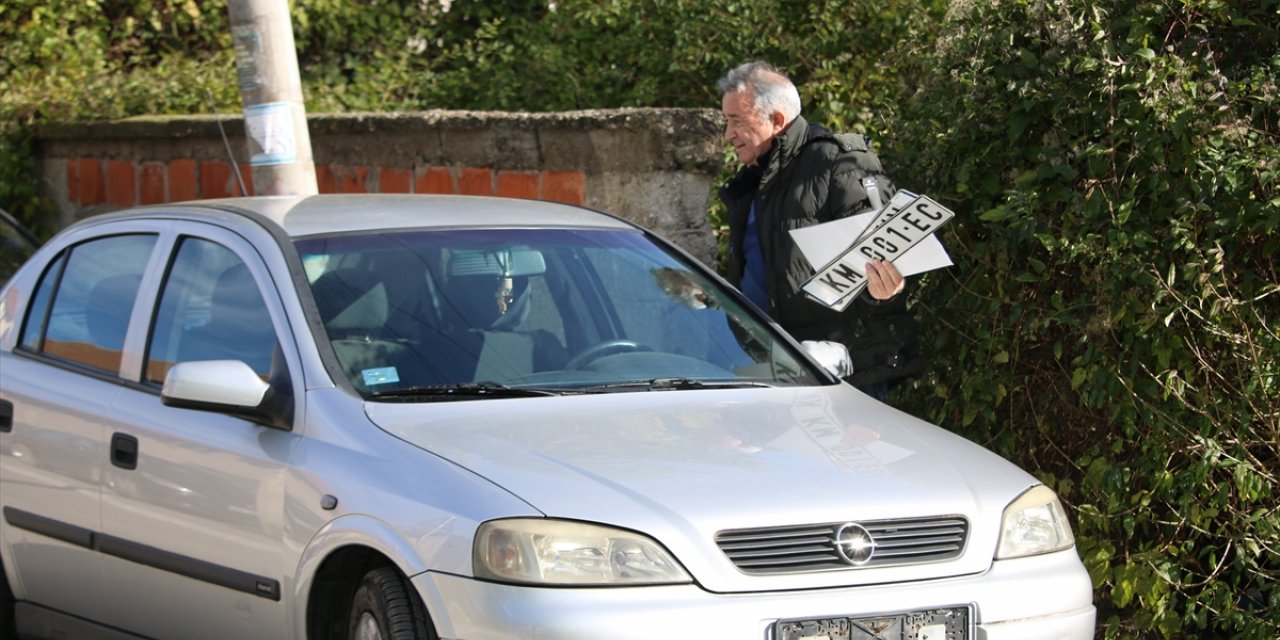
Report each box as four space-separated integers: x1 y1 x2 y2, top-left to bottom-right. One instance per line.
719 115 924 388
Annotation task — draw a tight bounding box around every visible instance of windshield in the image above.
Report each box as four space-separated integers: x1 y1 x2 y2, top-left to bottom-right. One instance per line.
295 228 825 398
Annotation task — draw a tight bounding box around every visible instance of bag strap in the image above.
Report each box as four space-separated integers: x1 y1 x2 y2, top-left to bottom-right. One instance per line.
862 175 883 211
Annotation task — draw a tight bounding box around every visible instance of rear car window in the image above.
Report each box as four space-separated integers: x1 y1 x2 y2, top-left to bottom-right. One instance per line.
20 234 157 374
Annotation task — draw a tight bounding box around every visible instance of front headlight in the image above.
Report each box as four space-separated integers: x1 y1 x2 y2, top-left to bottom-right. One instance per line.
473 518 693 586
995 485 1076 559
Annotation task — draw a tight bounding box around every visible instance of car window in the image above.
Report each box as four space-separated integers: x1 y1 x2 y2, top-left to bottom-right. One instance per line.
18 254 65 352
146 237 278 383
24 234 157 374
295 228 822 397
581 244 761 369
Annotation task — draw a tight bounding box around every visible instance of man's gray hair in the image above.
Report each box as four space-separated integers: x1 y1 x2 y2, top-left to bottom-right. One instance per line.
717 61 802 123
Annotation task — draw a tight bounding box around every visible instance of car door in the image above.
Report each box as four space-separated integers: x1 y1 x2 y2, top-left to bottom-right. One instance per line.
0 230 159 626
98 227 297 640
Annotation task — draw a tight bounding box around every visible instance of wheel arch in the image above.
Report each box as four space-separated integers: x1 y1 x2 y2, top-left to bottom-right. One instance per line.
295 515 435 640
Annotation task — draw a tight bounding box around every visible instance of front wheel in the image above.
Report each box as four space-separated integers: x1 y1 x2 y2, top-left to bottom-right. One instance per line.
1 558 17 640
348 566 437 640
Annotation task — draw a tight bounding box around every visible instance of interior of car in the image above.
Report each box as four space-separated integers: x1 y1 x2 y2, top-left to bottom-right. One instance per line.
294 228 810 396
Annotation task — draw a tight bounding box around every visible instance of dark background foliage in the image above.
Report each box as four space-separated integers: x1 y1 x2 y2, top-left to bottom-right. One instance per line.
1 1 1275 637
889 1 1278 636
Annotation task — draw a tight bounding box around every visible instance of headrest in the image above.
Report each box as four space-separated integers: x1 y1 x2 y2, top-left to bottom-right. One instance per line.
87 273 142 348
210 264 258 313
311 268 388 333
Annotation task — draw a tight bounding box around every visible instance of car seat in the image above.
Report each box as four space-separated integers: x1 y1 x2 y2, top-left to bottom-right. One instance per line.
86 273 142 352
309 268 407 388
179 263 276 375
59 272 143 371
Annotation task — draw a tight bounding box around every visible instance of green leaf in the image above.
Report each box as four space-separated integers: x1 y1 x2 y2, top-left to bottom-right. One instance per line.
1117 200 1133 225
979 206 1012 222
1114 574 1136 607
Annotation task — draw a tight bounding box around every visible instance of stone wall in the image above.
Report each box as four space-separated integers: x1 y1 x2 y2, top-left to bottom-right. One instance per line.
35 108 726 265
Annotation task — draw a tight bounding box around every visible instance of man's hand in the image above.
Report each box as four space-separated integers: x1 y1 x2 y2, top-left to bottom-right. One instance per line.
865 259 905 300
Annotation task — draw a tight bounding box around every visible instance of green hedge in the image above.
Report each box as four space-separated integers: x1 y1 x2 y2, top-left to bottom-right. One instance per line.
0 0 237 231
888 1 1278 637
0 0 940 230
2 1 1276 637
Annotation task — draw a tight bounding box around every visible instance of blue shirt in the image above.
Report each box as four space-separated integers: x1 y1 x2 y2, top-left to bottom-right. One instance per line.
739 199 770 312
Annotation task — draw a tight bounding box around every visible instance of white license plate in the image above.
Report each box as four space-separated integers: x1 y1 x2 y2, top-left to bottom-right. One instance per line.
801 195 955 311
775 604 972 640
856 191 921 243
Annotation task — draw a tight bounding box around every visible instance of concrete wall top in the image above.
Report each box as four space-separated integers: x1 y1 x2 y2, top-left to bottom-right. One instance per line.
38 108 725 173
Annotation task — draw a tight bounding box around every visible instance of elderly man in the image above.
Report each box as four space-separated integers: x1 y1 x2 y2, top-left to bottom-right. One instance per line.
717 60 924 402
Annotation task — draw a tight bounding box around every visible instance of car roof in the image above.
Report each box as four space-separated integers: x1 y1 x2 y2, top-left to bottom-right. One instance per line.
120 194 639 238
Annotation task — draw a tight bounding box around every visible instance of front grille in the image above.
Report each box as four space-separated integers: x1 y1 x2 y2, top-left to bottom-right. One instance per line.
715 516 968 574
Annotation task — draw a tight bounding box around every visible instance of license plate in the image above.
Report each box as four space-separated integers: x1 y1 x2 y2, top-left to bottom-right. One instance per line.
856 191 921 244
800 195 955 312
775 605 971 640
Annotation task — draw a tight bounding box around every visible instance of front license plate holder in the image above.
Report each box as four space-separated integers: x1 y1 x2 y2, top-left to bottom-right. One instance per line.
775 605 972 640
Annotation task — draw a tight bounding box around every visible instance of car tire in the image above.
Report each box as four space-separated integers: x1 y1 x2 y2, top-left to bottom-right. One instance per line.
347 566 437 640
0 558 17 640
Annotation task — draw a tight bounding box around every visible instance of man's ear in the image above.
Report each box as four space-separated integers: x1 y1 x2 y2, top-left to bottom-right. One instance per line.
769 110 788 135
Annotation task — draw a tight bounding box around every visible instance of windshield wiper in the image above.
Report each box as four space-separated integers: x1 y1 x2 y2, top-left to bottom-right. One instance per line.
371 382 562 401
578 378 774 393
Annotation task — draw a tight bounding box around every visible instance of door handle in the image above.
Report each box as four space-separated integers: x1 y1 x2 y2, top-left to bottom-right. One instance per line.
0 399 11 433
111 432 139 470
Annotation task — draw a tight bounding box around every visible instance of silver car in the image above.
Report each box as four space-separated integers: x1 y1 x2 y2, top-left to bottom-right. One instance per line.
0 195 1095 640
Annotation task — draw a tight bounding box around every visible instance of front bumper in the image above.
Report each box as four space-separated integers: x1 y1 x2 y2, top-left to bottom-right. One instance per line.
415 548 1096 639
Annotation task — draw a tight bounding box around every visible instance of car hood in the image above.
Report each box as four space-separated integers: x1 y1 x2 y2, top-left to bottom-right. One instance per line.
367 385 1038 592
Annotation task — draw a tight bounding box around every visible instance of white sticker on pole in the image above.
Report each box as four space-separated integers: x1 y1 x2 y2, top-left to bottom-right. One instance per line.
245 101 297 166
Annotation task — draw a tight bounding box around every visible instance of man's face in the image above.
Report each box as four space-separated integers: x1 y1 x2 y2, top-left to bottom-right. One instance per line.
722 89 783 166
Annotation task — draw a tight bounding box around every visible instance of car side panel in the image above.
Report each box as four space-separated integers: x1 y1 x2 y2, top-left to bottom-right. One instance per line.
97 227 296 640
99 390 294 640
0 354 111 623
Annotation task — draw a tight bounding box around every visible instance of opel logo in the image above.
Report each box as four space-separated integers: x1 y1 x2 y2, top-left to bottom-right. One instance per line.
834 523 875 566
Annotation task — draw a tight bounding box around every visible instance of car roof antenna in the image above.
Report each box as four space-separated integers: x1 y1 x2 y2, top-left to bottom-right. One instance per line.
207 88 249 197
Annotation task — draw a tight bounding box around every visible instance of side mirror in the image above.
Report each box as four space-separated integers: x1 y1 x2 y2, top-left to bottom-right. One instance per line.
161 360 291 430
801 340 854 379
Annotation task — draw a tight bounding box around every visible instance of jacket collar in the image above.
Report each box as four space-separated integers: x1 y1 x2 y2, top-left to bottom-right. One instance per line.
758 114 812 189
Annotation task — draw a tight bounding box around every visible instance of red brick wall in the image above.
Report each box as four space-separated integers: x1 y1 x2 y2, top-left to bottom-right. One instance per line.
39 110 725 263
68 158 586 207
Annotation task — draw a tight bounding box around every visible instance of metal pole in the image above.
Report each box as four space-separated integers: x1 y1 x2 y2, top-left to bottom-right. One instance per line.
227 0 318 196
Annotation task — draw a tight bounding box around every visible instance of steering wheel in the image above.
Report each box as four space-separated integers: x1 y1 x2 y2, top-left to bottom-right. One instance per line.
564 339 652 370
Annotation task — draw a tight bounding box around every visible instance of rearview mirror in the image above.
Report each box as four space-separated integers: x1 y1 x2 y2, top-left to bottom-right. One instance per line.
449 248 546 277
